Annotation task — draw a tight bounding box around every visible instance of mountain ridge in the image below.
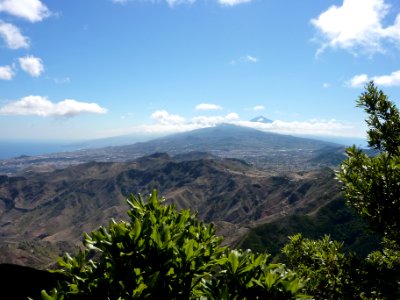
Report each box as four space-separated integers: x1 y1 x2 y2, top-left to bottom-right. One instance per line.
0 124 345 175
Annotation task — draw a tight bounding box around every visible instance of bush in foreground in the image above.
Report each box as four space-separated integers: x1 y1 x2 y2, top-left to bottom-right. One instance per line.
41 191 307 300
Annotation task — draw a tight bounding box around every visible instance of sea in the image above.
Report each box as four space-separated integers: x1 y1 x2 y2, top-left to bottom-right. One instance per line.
0 141 77 160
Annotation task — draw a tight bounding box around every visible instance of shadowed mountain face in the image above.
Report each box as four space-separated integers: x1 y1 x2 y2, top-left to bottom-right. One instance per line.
0 124 345 174
250 116 273 123
0 264 66 300
240 197 382 258
0 152 340 268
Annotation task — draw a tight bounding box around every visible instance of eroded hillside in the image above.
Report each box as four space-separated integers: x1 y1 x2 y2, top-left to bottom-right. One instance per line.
0 152 340 268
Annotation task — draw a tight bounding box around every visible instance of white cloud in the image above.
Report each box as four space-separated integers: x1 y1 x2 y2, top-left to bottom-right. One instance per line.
219 0 251 6
132 110 360 137
195 103 223 111
166 0 196 7
311 0 400 55
225 112 239 120
0 0 51 23
0 65 14 80
151 110 185 125
253 105 265 111
142 110 191 134
192 113 239 126
372 70 400 86
348 74 369 87
134 111 240 134
349 70 400 87
383 14 400 41
231 55 259 65
19 55 44 77
0 21 29 49
0 95 107 117
244 55 258 63
237 119 360 137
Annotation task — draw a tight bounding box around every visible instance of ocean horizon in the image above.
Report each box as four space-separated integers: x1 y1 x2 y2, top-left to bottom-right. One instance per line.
0 141 77 160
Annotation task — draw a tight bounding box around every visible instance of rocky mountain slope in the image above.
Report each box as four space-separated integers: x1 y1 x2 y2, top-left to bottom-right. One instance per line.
0 152 340 268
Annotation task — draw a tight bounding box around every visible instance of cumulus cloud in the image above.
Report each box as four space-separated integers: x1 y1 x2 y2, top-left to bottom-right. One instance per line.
236 119 359 137
0 95 107 117
0 21 29 49
19 55 44 77
253 105 265 111
0 65 14 80
151 110 185 125
348 71 400 87
373 70 400 86
195 103 223 111
0 0 51 23
219 0 251 6
142 110 190 134
311 0 400 55
131 110 358 137
348 74 369 87
135 111 240 134
192 113 239 127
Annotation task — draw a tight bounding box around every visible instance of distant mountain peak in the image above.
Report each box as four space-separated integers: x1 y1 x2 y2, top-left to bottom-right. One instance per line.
250 116 273 123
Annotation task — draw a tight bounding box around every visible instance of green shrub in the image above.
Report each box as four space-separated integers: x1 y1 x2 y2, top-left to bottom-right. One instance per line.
282 234 360 300
42 190 308 300
337 81 400 245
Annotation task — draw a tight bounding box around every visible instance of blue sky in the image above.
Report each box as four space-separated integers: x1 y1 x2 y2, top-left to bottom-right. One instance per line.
0 0 400 141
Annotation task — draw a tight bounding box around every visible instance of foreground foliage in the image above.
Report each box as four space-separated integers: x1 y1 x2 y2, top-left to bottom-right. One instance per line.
42 191 307 299
282 233 400 299
337 82 400 245
284 82 400 299
282 234 359 299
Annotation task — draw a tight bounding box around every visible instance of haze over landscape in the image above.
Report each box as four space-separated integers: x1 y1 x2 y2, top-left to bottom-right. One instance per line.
1 0 400 150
